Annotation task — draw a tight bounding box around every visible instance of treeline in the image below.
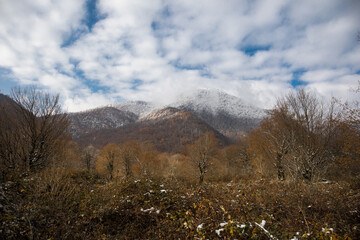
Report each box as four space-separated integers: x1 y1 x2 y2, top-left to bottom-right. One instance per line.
0 86 359 186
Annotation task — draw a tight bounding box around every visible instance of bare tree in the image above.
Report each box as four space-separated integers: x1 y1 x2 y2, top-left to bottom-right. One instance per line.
277 88 338 181
188 132 217 184
83 144 97 172
97 143 120 180
334 81 360 179
119 141 139 178
0 87 69 173
248 107 295 180
249 88 339 181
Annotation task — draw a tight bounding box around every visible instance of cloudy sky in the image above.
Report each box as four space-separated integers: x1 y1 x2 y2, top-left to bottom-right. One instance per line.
0 0 359 112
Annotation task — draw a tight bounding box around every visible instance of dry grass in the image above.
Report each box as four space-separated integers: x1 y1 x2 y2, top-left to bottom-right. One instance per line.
1 169 359 239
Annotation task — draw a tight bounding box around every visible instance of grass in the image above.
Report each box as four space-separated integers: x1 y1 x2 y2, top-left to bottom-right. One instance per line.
1 170 359 239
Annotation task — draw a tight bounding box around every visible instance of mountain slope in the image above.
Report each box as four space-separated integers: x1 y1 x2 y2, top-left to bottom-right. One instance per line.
75 107 230 153
112 101 157 117
168 89 266 136
69 106 137 138
0 93 13 103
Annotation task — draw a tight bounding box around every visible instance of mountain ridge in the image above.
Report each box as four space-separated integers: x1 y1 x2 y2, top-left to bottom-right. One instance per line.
69 89 266 148
75 107 230 152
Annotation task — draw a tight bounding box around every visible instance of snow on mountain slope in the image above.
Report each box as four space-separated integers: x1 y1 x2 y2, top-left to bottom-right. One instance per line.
70 89 267 140
166 89 267 136
140 107 186 121
76 106 230 152
170 89 266 119
69 106 137 137
112 101 157 117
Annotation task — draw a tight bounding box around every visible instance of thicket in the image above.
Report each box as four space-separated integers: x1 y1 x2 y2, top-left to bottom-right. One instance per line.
0 86 359 239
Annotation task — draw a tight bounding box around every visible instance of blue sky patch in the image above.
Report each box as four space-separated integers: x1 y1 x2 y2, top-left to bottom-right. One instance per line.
291 69 307 87
61 0 106 47
70 59 85 79
131 79 143 90
0 67 17 94
61 28 88 48
241 45 271 56
69 59 110 93
84 0 106 31
151 5 173 37
86 80 110 93
151 21 160 31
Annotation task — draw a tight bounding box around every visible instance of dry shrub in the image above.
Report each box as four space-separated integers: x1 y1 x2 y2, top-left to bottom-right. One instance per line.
1 169 359 239
207 157 229 182
176 155 198 183
95 143 121 180
31 168 78 206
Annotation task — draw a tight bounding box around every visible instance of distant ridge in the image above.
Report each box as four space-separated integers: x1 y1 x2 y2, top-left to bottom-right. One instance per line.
68 89 266 149
75 107 230 153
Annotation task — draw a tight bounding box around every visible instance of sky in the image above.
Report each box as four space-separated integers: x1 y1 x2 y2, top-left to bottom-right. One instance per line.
0 0 359 112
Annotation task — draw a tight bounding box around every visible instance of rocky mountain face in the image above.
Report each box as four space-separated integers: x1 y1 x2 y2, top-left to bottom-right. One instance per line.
68 89 266 150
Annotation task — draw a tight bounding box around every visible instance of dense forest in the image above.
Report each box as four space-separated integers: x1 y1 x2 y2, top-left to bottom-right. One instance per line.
0 86 359 239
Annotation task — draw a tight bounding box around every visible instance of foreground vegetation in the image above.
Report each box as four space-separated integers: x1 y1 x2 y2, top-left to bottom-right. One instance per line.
1 170 359 239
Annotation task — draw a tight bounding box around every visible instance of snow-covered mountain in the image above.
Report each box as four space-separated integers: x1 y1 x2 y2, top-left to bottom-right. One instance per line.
69 89 267 142
138 89 266 136
76 107 229 152
170 89 265 118
168 89 266 136
69 106 137 137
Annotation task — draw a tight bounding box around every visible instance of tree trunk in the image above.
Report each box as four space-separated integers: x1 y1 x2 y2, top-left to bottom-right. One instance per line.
199 173 204 184
276 153 286 180
277 165 285 181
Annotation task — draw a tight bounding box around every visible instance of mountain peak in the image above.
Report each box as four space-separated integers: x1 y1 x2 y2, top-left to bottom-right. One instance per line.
171 88 266 119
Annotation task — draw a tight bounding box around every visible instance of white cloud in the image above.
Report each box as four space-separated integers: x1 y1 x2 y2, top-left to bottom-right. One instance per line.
306 74 359 103
63 91 114 113
0 0 359 112
0 0 86 98
301 69 350 83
